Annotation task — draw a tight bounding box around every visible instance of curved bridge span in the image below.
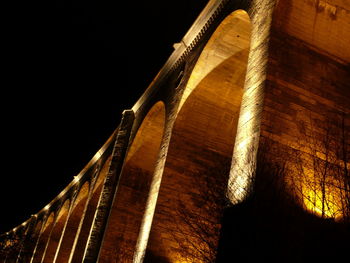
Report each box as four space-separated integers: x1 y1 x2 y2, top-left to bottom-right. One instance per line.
1 0 349 262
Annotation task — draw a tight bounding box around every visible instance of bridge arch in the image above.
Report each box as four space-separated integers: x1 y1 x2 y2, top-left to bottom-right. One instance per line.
19 219 42 262
54 182 89 262
99 101 166 262
31 212 55 263
5 226 26 262
144 9 252 262
41 199 70 262
70 155 112 262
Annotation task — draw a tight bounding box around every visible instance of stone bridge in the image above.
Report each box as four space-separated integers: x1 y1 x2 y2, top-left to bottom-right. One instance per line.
1 0 349 262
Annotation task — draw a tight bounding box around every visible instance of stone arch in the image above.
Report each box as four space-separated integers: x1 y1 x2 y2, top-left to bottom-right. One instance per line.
41 199 70 262
9 226 26 262
99 101 166 262
18 219 42 262
70 156 112 263
54 182 89 262
31 213 55 263
144 10 252 262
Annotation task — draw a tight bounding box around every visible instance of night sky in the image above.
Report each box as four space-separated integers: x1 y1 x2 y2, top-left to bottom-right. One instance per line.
1 1 209 233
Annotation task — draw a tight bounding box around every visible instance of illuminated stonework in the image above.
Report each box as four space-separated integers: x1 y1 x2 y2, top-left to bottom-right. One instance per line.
99 101 166 262
1 0 349 262
303 185 343 219
229 0 275 204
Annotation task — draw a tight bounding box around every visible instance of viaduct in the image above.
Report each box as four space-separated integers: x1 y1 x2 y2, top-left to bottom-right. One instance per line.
1 0 349 262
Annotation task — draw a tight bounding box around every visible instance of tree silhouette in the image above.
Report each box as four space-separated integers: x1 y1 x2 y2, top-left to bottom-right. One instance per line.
171 110 350 262
171 156 231 263
289 110 350 221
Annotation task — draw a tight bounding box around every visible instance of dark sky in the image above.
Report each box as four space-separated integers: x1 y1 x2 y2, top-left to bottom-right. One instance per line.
1 1 209 233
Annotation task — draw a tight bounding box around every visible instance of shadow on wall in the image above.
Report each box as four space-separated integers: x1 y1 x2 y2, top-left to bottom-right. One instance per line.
216 141 350 263
217 198 350 263
144 250 171 263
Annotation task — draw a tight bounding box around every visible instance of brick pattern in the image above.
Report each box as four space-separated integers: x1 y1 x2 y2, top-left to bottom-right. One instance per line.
260 11 350 213
262 31 350 153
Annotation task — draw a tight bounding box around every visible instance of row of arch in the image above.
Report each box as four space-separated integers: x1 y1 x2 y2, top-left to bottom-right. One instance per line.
99 9 253 262
2 7 256 263
28 156 111 263
3 0 349 261
2 132 116 263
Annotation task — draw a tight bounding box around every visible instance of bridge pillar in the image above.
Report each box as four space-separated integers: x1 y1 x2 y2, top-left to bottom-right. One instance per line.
70 154 112 263
16 216 37 263
83 109 134 263
31 213 55 263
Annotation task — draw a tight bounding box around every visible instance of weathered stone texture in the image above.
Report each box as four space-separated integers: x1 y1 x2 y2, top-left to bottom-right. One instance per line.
2 1 349 262
262 14 350 148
